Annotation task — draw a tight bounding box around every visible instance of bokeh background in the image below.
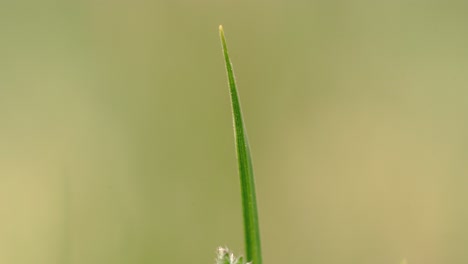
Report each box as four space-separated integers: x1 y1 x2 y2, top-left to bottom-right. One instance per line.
2 1 468 263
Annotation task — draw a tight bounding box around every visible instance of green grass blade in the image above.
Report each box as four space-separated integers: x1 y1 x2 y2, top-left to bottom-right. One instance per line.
219 25 262 264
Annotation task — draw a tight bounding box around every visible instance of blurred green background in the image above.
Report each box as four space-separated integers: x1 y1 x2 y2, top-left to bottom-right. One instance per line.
1 0 468 263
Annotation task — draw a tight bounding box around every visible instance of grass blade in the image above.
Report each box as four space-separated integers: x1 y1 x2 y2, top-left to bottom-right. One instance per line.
219 25 262 264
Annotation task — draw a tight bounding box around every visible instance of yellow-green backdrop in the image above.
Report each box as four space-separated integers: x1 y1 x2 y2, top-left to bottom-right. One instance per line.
1 1 468 263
